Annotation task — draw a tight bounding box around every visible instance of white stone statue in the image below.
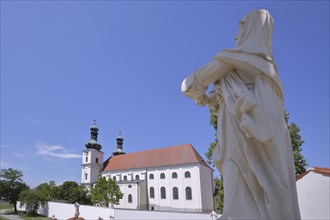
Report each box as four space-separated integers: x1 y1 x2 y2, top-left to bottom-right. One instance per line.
210 210 218 220
181 9 301 219
74 202 80 217
109 203 115 220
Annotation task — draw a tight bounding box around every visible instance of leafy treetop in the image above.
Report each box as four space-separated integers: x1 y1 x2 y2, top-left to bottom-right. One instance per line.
91 177 123 207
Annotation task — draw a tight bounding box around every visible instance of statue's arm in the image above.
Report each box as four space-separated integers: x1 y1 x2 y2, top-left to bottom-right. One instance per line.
181 59 231 105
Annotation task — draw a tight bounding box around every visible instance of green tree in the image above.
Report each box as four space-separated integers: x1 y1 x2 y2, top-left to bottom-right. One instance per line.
91 177 123 207
0 168 29 213
19 189 47 216
76 184 91 205
285 111 308 175
206 110 218 166
35 181 58 201
57 181 91 204
213 177 224 213
205 110 224 213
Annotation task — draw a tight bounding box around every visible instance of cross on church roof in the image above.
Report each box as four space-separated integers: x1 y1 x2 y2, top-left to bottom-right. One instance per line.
118 126 122 137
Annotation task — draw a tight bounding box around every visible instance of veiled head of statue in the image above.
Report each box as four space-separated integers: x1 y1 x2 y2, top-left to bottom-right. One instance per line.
235 9 274 59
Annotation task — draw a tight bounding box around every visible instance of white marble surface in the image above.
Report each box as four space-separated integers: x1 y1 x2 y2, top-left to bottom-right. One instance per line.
182 9 300 219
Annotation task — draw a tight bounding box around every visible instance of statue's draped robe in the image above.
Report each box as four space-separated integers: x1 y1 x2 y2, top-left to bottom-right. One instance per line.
181 10 300 219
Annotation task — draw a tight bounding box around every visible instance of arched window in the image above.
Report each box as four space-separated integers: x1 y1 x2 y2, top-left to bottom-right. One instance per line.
173 187 179 200
113 176 116 181
123 175 127 181
172 172 178 179
150 187 155 198
149 174 154 179
161 187 166 199
160 173 165 179
128 194 132 203
96 157 99 163
185 187 192 200
84 173 88 180
135 175 139 180
185 171 191 178
128 185 132 188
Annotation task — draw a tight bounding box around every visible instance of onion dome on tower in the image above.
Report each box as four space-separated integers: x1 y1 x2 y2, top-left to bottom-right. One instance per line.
113 127 126 156
85 120 102 151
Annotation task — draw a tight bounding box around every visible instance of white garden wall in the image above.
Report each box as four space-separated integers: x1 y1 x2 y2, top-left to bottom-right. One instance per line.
296 171 330 219
18 201 217 220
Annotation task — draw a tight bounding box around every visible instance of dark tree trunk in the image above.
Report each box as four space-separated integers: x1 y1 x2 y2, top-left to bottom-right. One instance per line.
13 201 17 213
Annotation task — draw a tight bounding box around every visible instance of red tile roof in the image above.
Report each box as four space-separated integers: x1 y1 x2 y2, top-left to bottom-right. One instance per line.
296 166 330 180
102 144 212 172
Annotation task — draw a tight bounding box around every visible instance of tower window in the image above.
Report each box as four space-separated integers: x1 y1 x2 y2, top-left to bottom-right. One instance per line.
160 173 165 179
161 187 166 199
172 172 178 179
124 175 127 181
149 174 154 179
173 187 179 200
150 187 154 198
85 157 88 163
85 173 88 180
185 171 191 178
185 187 192 200
113 176 116 181
96 157 99 163
128 194 132 203
135 175 139 180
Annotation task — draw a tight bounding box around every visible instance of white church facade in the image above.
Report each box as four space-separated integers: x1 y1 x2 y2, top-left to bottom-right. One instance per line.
81 122 215 213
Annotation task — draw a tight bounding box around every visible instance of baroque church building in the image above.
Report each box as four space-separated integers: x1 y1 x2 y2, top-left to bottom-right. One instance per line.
81 122 215 213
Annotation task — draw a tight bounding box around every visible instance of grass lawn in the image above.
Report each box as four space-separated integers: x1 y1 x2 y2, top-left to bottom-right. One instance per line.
0 207 49 220
20 211 49 220
0 216 9 220
21 216 49 220
0 202 48 220
0 202 12 210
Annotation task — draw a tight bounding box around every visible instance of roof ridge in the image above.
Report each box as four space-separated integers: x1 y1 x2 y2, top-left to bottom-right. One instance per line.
120 143 193 155
102 144 212 172
312 166 330 171
296 166 330 180
190 145 213 170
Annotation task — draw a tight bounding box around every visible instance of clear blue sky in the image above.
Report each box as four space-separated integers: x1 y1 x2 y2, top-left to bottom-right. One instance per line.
1 1 329 187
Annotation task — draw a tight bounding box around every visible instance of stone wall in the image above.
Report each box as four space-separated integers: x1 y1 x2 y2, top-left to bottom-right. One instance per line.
17 201 217 219
296 170 330 219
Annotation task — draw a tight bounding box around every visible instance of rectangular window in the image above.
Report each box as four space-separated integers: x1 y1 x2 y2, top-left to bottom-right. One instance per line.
85 157 88 163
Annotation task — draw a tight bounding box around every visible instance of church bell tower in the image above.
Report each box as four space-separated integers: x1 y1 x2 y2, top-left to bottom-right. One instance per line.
113 128 126 156
81 120 104 190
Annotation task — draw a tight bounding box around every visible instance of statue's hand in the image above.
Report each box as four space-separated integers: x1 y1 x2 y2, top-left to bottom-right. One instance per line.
207 92 220 114
196 94 209 106
208 92 217 104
